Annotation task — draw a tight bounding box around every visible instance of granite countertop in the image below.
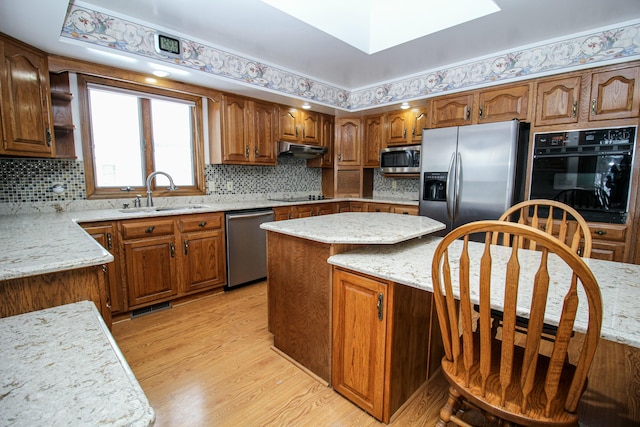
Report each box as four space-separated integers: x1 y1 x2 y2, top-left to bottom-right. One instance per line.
0 197 418 281
327 236 640 348
260 212 444 244
0 301 155 426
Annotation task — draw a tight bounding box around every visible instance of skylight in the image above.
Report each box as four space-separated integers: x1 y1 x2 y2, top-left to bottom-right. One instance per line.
261 0 501 54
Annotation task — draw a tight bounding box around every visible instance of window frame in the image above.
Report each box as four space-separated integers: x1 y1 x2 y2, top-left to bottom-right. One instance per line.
77 74 205 199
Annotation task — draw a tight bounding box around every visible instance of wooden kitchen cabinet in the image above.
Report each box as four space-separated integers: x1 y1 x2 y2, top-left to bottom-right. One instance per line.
477 83 529 123
0 34 55 158
392 205 419 215
274 202 337 220
335 117 361 166
385 105 430 146
332 268 437 423
121 218 180 308
212 95 277 165
588 65 640 122
432 93 475 128
179 213 226 293
534 75 582 126
81 221 125 314
49 71 76 158
366 202 392 213
363 114 384 167
278 107 320 145
588 222 628 262
306 113 334 168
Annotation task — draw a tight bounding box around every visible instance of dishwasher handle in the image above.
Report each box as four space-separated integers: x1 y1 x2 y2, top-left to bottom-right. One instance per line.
227 211 274 220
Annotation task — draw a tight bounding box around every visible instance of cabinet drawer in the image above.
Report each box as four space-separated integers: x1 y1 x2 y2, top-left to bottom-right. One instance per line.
589 223 626 242
121 219 175 239
180 213 223 232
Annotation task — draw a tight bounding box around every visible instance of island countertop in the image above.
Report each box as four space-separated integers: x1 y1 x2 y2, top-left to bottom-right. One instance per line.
0 300 155 426
260 212 445 244
327 236 640 348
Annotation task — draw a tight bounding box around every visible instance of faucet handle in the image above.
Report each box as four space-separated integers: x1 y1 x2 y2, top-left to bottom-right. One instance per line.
134 194 142 208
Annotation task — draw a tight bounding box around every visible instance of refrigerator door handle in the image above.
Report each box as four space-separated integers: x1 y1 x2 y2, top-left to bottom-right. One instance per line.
446 152 456 220
453 152 462 221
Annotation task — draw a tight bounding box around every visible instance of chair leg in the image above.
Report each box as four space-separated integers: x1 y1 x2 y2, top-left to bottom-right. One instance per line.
437 386 463 427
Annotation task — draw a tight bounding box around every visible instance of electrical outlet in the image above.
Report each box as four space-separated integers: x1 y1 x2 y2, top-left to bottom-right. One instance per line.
391 179 397 189
226 181 233 191
207 181 216 191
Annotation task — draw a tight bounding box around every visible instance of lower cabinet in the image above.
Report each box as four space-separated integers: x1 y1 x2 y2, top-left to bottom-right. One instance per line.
589 222 627 262
179 214 226 293
332 267 439 423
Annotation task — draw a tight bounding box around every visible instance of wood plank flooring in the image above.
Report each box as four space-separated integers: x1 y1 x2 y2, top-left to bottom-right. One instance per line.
111 281 640 427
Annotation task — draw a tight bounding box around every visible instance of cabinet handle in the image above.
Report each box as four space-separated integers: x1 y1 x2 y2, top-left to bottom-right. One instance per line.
403 128 406 139
338 153 342 161
303 128 306 139
572 101 578 117
170 242 175 258
198 221 207 227
465 105 470 121
594 230 607 236
245 145 249 158
46 129 52 146
591 99 597 115
255 146 259 157
377 293 384 321
106 232 113 250
145 226 155 233
184 240 189 255
295 126 299 138
412 126 416 137
479 106 483 118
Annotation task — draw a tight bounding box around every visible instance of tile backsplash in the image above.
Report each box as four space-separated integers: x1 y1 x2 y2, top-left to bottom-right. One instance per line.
1 157 419 209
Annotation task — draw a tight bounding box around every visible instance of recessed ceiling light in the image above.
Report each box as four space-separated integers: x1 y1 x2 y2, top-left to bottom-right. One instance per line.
400 102 410 110
261 0 500 54
302 102 311 109
152 70 171 77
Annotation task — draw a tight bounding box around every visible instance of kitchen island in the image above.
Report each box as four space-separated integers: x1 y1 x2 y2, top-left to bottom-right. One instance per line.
0 300 155 426
260 212 444 421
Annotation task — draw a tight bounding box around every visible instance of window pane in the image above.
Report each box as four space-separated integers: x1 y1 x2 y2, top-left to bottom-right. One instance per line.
151 99 195 186
88 89 143 187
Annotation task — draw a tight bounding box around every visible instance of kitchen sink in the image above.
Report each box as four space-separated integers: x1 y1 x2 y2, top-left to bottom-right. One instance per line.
119 204 209 213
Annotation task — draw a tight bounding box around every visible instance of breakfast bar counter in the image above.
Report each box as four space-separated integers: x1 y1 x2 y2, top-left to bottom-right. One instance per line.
0 301 155 426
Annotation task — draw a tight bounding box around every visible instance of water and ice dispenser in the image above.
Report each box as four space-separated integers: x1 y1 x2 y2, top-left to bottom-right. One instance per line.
423 172 447 201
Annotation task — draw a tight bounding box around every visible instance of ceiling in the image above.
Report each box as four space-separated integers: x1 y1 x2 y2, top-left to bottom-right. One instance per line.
1 0 640 115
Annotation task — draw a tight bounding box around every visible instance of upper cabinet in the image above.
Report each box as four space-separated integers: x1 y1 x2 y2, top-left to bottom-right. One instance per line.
335 117 361 166
307 114 334 168
385 106 430 146
534 64 640 127
432 84 530 128
278 107 320 145
209 94 277 165
588 65 640 122
0 34 55 158
363 114 384 167
534 75 582 126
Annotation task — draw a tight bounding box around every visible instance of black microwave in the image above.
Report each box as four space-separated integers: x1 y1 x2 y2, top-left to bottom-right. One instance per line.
380 145 420 174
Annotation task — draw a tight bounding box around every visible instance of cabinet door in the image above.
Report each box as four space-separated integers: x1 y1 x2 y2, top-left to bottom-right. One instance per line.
222 95 250 163
535 76 581 125
409 107 430 143
278 107 299 142
182 230 225 292
363 114 383 167
392 205 418 215
366 203 392 213
478 84 529 123
252 101 277 164
336 118 361 166
0 38 54 157
432 93 474 128
301 111 320 145
123 235 179 307
295 204 315 218
83 222 124 314
273 206 294 220
332 269 388 420
386 111 408 145
589 66 640 121
316 203 336 216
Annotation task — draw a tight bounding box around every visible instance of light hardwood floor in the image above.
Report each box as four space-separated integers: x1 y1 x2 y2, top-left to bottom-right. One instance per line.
111 281 639 427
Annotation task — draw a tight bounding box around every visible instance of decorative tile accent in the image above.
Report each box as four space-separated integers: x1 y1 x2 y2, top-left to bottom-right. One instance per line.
60 2 640 111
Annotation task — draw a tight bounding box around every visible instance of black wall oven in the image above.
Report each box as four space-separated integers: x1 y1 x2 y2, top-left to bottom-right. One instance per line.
529 126 635 224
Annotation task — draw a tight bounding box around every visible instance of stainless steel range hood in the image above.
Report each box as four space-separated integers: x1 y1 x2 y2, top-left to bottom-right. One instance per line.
277 141 327 159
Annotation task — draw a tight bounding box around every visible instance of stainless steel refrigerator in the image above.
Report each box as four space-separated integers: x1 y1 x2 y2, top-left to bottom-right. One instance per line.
419 120 529 236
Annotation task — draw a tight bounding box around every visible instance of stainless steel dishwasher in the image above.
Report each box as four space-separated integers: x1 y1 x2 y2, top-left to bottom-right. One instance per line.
225 209 274 288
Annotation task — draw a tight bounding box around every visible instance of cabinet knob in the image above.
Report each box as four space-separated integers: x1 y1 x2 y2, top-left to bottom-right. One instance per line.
479 106 483 118
184 240 189 255
572 101 578 117
594 230 607 236
591 99 597 115
145 226 155 233
170 242 176 258
106 232 113 250
198 221 207 227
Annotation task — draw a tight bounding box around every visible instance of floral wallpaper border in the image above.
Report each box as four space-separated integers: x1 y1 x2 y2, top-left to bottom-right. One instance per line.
61 2 640 111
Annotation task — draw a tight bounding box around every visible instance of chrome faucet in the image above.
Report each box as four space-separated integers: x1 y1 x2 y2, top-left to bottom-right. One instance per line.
145 171 178 207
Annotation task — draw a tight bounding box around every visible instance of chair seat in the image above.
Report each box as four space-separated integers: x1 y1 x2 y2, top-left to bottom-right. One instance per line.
441 334 579 427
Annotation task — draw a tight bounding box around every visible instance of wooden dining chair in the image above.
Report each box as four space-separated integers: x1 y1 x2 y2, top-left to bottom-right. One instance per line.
432 220 602 427
495 199 592 258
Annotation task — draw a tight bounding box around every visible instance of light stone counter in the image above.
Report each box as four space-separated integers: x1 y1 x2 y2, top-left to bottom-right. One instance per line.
0 300 154 426
0 197 418 281
327 236 640 348
260 212 445 244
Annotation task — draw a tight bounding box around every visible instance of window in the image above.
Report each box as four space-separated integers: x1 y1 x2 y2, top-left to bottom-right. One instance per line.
78 74 205 199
